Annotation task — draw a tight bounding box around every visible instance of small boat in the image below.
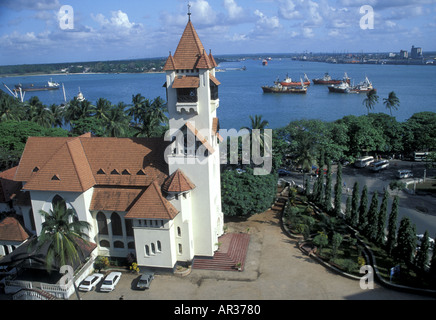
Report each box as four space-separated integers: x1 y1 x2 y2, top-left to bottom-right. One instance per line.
262 59 268 66
280 73 310 87
313 72 350 85
76 87 85 102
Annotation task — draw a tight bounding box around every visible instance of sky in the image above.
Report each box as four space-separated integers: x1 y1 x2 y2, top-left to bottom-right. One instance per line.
0 0 435 65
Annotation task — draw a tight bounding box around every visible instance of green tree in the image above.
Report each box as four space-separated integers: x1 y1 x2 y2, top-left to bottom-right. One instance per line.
104 102 130 137
364 191 379 241
376 189 389 244
415 230 431 271
313 232 329 255
395 217 416 264
350 181 360 228
383 91 400 116
363 89 379 114
94 98 112 121
358 185 369 231
386 196 399 255
324 158 332 212
331 232 343 260
333 163 342 217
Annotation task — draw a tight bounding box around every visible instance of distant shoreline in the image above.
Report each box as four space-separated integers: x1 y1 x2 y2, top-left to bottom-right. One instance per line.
0 71 165 78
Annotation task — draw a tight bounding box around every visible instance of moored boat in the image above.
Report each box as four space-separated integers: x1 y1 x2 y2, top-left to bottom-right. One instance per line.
262 78 307 94
14 79 60 92
327 81 351 93
313 72 350 85
280 73 310 86
348 76 375 93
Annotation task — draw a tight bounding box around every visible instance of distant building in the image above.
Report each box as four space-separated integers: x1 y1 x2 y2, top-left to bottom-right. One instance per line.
399 50 408 59
411 45 423 59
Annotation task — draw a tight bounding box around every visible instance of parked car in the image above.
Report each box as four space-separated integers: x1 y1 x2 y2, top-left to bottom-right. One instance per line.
135 272 154 290
78 273 104 292
100 272 122 292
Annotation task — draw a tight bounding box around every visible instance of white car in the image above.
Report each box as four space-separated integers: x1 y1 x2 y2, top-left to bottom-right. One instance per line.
99 272 122 292
78 273 104 292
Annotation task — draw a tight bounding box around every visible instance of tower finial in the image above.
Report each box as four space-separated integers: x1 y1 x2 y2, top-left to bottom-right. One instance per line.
187 2 192 21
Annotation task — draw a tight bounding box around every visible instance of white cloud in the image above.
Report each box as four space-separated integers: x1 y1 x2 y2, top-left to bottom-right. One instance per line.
224 0 244 20
254 9 280 30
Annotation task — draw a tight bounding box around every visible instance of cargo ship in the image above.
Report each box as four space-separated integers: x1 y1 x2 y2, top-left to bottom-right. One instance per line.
14 79 60 92
262 78 307 94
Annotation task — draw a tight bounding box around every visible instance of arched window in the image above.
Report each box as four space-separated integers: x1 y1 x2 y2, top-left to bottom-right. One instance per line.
111 212 123 236
52 195 66 213
177 227 181 237
114 241 124 249
157 241 162 252
99 240 110 248
151 243 156 254
145 245 150 257
97 212 108 235
178 244 183 254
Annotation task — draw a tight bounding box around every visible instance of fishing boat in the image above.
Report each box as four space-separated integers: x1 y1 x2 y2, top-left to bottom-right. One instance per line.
327 81 351 93
13 78 60 92
313 72 350 85
262 78 307 94
262 59 268 66
348 77 375 93
280 73 310 87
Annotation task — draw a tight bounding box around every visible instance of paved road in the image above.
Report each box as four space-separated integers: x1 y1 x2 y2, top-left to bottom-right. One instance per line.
71 207 433 301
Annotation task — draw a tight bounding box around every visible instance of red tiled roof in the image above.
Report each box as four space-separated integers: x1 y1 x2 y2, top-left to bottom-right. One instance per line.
15 136 171 192
0 167 22 203
125 181 179 220
90 187 144 212
162 169 195 193
163 20 215 71
0 216 29 242
172 76 200 89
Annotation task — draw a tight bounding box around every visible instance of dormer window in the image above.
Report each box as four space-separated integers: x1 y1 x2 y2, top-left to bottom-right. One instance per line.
32 167 40 173
111 169 120 175
97 168 106 175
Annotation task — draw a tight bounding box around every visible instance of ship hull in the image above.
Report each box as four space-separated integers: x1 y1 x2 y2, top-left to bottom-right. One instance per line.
262 86 307 94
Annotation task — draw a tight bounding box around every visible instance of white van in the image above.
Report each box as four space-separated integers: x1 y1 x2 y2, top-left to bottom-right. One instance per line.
396 170 413 179
369 160 389 172
354 156 374 168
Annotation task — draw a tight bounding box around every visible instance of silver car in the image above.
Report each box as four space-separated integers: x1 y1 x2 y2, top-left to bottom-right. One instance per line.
136 272 154 290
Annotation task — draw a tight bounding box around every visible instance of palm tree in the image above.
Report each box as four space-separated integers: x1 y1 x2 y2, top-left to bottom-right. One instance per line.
241 114 270 149
49 104 65 128
127 93 146 124
64 98 95 124
363 89 379 114
104 102 130 137
29 203 91 299
383 91 400 115
132 97 168 138
95 98 112 121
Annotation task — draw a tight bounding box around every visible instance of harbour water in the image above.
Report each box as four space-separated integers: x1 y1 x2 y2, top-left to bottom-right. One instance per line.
2 58 436 130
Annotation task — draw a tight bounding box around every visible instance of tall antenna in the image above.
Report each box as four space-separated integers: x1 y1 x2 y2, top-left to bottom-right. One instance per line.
187 2 192 21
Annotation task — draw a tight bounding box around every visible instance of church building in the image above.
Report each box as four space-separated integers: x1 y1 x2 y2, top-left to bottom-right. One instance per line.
9 16 224 271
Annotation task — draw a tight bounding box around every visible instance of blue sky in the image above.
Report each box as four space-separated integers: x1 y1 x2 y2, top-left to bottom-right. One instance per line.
0 0 435 65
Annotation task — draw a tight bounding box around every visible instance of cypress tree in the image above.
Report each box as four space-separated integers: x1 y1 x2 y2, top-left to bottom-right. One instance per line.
376 189 389 244
430 234 436 276
386 196 399 255
345 196 352 221
365 191 379 241
334 163 342 217
324 159 332 212
358 185 368 231
395 217 417 264
350 181 360 228
415 230 431 271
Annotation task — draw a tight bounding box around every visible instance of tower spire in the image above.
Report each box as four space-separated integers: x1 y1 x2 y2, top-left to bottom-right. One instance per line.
187 2 191 21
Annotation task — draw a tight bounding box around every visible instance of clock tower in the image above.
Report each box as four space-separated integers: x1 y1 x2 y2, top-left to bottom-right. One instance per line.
163 14 224 258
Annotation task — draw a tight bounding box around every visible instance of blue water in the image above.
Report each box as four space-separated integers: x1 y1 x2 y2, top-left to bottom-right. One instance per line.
2 58 436 130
